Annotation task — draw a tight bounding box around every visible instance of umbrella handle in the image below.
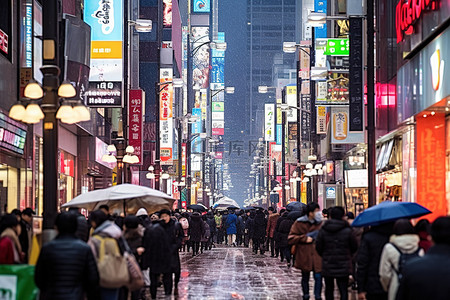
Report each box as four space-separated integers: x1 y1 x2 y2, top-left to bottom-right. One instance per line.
123 199 126 216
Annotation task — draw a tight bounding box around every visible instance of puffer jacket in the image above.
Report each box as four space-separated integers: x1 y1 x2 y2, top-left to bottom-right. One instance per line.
35 234 100 300
316 219 358 277
379 234 422 300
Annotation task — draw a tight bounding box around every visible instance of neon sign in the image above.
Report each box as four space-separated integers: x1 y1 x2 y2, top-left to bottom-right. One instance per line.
395 0 438 43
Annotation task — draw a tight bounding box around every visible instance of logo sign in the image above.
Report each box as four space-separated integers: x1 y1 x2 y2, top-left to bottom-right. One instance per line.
160 69 174 165
0 112 27 155
395 0 438 43
193 0 211 12
212 102 224 112
212 120 224 136
324 38 349 56
326 187 336 199
264 104 275 141
286 85 297 122
128 89 143 165
430 49 444 91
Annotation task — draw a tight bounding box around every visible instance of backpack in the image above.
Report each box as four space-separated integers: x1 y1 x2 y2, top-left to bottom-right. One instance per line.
91 235 130 288
390 243 420 280
180 217 189 230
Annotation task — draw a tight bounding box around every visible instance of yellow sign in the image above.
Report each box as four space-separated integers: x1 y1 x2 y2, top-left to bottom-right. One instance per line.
91 41 123 59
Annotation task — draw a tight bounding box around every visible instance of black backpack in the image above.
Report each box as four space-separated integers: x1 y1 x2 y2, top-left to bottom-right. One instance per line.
390 243 421 280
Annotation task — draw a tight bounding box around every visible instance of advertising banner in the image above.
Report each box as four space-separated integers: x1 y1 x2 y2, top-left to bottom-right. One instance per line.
192 27 210 90
160 69 174 165
212 102 224 112
181 143 186 177
85 81 122 106
317 106 327 134
191 108 202 152
163 0 172 27
349 18 364 131
0 112 27 155
84 0 123 107
128 89 143 165
286 85 297 122
276 124 282 145
264 104 275 141
314 0 327 39
212 112 224 120
212 120 225 135
211 57 225 90
193 0 211 13
324 38 349 56
331 107 364 144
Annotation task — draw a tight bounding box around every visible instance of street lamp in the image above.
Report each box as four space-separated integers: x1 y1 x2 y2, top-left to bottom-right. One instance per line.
128 19 153 33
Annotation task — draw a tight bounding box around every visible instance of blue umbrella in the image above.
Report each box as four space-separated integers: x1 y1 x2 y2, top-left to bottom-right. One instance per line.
352 201 431 227
286 201 306 212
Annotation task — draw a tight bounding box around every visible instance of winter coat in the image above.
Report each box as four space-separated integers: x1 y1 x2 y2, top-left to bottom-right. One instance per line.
161 219 183 273
396 244 450 300
379 234 422 300
18 219 32 262
417 231 432 253
89 221 125 260
70 212 89 242
226 213 238 235
266 213 280 238
35 234 100 300
252 211 267 239
123 228 143 258
276 215 294 248
356 223 392 296
236 215 245 234
288 216 322 272
206 214 216 234
0 228 23 264
315 219 358 277
189 213 205 242
246 215 255 238
201 221 211 242
142 222 171 274
214 214 222 228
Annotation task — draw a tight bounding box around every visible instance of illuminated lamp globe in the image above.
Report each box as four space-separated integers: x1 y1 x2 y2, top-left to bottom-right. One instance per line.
148 165 155 172
161 173 170 180
178 181 186 186
302 177 310 183
73 103 90 122
9 104 26 121
146 172 156 179
22 103 44 124
318 169 324 175
58 81 77 98
125 145 135 154
285 185 291 190
122 154 133 164
24 81 44 99
107 145 117 153
306 163 313 169
56 103 73 120
131 155 140 164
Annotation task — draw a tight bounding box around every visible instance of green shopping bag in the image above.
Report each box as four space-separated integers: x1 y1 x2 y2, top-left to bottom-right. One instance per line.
0 265 38 300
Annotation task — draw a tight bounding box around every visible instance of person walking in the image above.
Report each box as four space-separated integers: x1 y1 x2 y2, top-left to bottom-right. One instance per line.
378 219 422 300
226 209 238 246
0 214 24 264
201 215 211 253
18 207 34 263
414 219 432 253
396 216 450 300
68 207 89 242
88 210 128 300
206 211 216 249
316 206 358 300
188 212 205 256
266 207 280 258
222 211 229 245
141 214 172 300
252 209 267 254
246 210 255 249
159 209 183 296
276 210 294 267
288 202 323 300
236 211 245 246
35 212 100 300
356 222 393 300
179 212 190 252
214 211 223 244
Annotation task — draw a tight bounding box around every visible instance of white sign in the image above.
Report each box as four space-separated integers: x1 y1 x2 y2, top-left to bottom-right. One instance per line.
0 275 17 299
286 85 297 122
345 169 368 188
264 104 275 141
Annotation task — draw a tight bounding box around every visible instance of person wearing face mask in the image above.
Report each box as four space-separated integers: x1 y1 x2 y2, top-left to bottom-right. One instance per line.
288 202 324 300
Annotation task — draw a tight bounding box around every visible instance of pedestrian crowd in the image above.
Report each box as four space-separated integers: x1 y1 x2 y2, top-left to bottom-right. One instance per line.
1 203 450 300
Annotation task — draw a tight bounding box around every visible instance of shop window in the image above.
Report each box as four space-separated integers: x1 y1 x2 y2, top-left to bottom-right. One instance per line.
58 151 76 207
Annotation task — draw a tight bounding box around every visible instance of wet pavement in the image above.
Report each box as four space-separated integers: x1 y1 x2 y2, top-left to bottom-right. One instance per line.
150 244 358 300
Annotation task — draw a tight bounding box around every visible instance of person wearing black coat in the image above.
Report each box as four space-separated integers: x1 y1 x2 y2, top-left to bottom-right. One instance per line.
236 211 245 246
188 212 205 256
356 222 393 300
35 212 100 300
68 207 89 242
316 206 358 300
252 209 267 254
396 216 450 300
276 211 294 266
141 219 172 300
205 212 216 249
159 210 183 296
245 211 255 248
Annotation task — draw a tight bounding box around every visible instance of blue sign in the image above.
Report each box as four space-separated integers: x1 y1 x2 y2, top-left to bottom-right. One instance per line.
211 57 224 84
84 0 123 41
276 125 282 145
193 0 210 13
314 0 327 39
191 108 202 153
211 32 225 58
326 187 336 199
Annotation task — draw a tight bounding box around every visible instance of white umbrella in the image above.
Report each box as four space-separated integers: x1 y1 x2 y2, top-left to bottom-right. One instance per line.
62 184 175 215
213 196 240 209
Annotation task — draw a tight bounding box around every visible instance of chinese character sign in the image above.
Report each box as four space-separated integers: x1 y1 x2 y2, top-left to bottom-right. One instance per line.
128 89 143 164
264 104 275 141
160 68 174 165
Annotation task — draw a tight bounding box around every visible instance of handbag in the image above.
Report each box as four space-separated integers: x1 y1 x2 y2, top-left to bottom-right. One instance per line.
95 236 130 289
122 237 145 291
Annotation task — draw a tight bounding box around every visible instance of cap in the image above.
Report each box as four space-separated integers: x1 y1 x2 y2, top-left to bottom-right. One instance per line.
136 208 148 217
22 208 36 216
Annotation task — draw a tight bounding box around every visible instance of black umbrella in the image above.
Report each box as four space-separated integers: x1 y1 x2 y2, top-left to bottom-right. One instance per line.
252 206 264 210
187 204 207 211
227 205 240 210
286 201 306 212
287 210 304 220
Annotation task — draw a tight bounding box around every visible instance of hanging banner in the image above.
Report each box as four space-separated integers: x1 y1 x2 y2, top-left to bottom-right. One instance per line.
286 85 297 122
160 69 174 165
181 143 187 177
314 0 327 39
191 108 202 151
317 106 327 134
212 120 224 135
128 89 143 165
349 17 364 131
264 104 275 141
212 102 224 112
84 0 123 107
192 27 210 90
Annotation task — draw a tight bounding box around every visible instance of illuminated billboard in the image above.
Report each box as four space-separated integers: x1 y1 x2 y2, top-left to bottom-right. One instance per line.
160 68 174 165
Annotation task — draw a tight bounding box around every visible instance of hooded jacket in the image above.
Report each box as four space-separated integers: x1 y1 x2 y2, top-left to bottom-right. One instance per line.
379 234 422 300
89 221 124 259
316 219 358 277
288 215 322 272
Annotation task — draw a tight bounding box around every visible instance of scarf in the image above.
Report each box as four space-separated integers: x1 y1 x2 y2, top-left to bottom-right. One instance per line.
1 228 22 263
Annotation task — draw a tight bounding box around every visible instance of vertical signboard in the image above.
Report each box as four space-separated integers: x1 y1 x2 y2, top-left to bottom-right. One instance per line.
163 0 172 27
264 104 275 141
349 17 364 131
286 85 297 122
316 106 327 134
160 69 174 165
331 107 364 144
84 0 123 107
128 89 143 164
181 143 187 177
191 108 202 152
191 27 210 90
211 32 225 91
417 114 446 222
314 0 327 39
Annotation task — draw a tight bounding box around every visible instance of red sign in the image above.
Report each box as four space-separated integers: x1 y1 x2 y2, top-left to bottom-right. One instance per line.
212 128 224 135
417 113 446 221
0 29 8 55
128 89 143 165
395 0 438 43
181 143 186 177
